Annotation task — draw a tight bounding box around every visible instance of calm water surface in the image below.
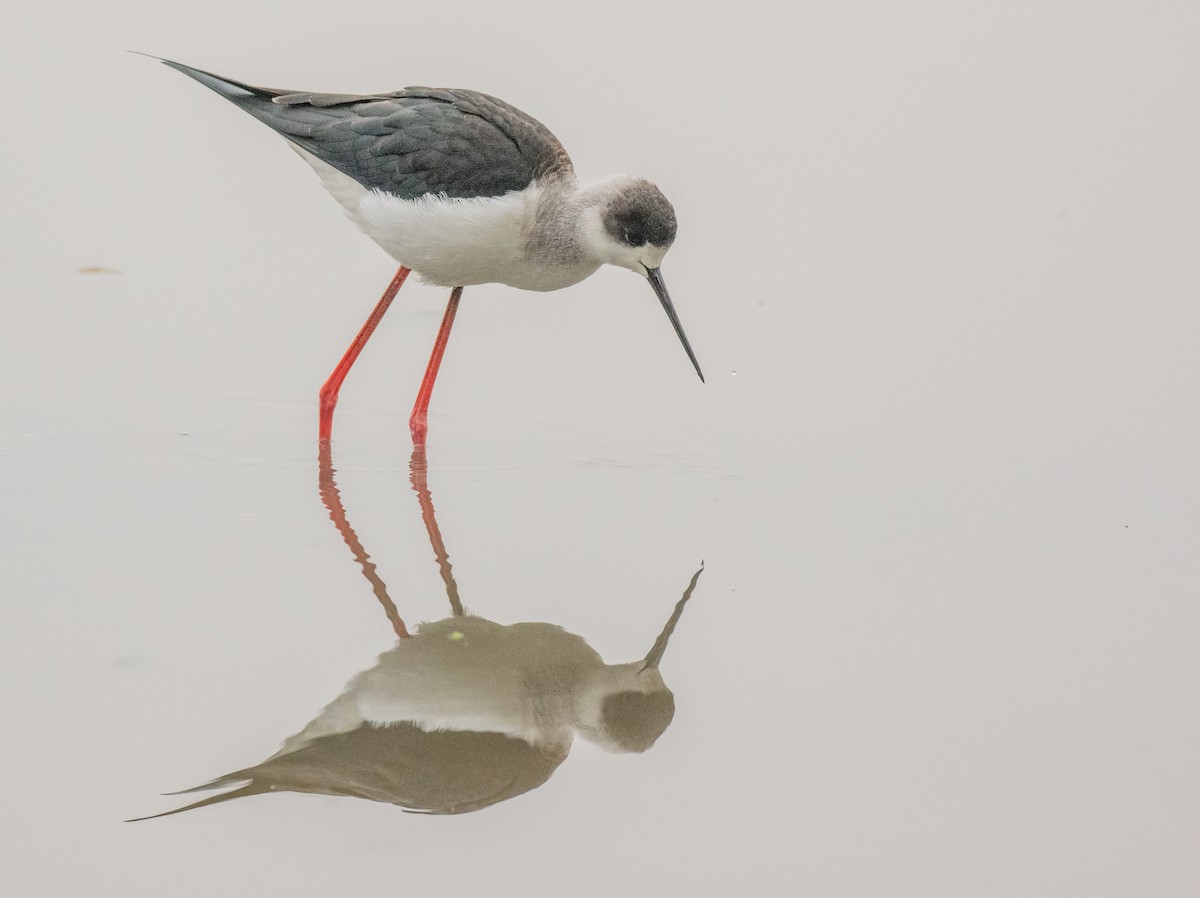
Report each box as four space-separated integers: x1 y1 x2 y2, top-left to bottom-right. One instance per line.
4 3 1199 895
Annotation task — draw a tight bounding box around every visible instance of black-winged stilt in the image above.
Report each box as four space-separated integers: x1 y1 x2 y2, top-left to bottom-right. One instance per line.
154 58 704 444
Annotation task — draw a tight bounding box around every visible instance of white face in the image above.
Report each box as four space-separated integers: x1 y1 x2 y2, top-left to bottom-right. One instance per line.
609 238 669 275
573 663 670 753
580 206 672 275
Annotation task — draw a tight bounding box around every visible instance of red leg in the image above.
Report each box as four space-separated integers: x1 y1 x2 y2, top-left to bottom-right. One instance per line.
318 265 411 442
409 286 463 446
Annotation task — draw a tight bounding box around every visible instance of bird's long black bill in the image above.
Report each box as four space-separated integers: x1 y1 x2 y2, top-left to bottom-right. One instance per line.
646 268 704 383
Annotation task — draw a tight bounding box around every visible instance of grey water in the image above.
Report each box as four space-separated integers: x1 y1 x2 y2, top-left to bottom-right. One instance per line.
3 2 1199 895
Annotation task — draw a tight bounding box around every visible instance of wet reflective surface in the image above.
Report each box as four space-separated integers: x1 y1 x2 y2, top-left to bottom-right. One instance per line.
132 448 702 819
5 3 1200 895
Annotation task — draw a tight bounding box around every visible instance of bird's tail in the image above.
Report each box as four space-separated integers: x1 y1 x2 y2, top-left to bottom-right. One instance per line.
135 53 285 103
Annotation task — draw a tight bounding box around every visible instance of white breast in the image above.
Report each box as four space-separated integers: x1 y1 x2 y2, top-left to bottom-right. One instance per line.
293 145 599 291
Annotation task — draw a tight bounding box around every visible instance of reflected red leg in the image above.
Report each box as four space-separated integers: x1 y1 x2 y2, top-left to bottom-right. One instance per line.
409 446 465 616
317 441 411 638
409 286 463 446
318 265 411 442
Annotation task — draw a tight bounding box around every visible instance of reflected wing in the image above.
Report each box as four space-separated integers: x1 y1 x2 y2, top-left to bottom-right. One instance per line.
129 723 570 820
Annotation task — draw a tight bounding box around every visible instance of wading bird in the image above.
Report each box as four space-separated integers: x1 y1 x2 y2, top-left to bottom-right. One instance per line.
155 58 704 444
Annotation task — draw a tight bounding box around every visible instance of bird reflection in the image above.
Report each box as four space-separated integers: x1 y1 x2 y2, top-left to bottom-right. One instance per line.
132 446 702 819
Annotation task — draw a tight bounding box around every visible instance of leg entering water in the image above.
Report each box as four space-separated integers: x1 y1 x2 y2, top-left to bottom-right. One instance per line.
409 286 463 446
319 265 411 442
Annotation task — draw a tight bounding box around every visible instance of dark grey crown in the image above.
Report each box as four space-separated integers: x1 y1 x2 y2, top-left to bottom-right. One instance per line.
598 688 676 752
602 180 677 248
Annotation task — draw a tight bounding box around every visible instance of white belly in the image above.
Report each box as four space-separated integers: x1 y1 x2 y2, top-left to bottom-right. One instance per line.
294 146 599 291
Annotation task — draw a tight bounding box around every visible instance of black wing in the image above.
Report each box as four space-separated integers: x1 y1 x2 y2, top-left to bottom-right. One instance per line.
160 59 574 200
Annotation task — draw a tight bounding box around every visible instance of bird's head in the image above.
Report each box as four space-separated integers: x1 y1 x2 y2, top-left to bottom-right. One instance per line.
581 178 703 382
585 177 677 273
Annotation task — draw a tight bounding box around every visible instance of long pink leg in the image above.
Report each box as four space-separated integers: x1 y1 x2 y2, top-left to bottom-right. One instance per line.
318 265 411 442
409 286 463 446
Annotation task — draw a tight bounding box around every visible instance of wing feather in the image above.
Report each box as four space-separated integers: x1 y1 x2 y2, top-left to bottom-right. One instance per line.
160 59 574 200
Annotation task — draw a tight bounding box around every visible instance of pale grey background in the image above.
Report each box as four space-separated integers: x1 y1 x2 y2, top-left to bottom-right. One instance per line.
2 1 1198 895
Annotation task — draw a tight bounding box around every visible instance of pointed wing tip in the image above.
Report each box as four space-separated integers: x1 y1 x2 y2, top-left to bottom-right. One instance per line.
128 51 172 65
